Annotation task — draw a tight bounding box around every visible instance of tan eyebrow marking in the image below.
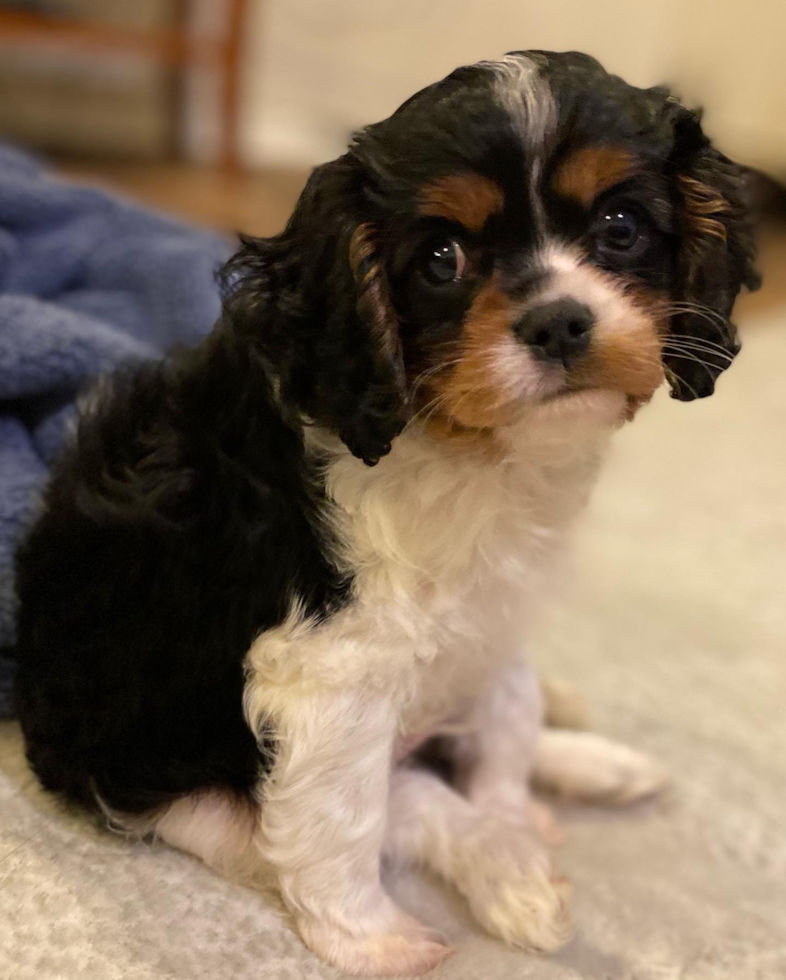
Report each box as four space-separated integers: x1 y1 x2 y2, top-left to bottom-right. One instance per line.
419 174 504 232
553 146 639 207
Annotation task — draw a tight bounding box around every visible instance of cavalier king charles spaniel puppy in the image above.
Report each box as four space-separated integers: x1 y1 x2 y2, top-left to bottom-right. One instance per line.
16 51 758 976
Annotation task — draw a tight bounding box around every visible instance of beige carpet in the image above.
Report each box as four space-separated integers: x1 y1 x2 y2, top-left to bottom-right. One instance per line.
2 311 785 980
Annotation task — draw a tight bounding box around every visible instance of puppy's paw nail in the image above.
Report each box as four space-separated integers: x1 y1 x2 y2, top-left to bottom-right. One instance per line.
299 914 452 977
593 747 669 806
457 825 572 952
479 867 573 952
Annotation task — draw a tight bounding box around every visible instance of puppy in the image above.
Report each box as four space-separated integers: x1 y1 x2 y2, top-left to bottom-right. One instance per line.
15 51 757 977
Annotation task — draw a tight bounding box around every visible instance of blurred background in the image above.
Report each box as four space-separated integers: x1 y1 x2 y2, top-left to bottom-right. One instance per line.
0 0 784 253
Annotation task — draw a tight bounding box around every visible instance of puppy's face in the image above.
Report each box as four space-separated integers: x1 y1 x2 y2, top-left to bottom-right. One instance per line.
226 52 759 463
386 152 671 432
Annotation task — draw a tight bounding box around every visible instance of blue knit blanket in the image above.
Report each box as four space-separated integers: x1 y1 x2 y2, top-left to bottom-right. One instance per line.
0 145 230 717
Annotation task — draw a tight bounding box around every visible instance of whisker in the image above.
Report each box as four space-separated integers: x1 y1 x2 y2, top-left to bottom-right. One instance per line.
409 358 464 395
660 350 719 384
663 340 734 364
665 334 737 357
666 334 734 348
663 363 700 400
663 339 734 360
664 305 734 342
665 302 727 324
667 324 734 343
402 395 443 433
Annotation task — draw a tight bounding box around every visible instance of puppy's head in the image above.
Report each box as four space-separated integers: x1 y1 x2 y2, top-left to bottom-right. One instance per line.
224 51 758 464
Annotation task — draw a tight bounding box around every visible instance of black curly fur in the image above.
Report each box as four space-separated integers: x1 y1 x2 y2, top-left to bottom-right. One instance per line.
15 328 349 812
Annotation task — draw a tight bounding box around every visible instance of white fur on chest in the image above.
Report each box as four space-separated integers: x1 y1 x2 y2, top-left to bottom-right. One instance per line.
244 410 615 741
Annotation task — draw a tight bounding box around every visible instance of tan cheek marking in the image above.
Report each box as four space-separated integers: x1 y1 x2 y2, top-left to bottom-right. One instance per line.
428 281 520 431
571 278 668 397
553 147 638 208
419 174 504 232
577 335 665 398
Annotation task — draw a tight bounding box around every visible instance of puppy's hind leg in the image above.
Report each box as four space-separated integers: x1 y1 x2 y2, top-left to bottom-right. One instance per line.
541 677 590 731
533 729 668 806
151 790 266 881
454 659 563 843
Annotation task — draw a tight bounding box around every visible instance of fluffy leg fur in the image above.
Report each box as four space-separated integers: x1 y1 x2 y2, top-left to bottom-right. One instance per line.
533 729 669 805
454 663 665 823
152 703 449 978
386 767 571 951
249 688 450 978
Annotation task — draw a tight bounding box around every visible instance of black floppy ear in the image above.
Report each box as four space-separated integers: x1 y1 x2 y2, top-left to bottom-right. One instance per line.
665 105 760 400
221 157 407 465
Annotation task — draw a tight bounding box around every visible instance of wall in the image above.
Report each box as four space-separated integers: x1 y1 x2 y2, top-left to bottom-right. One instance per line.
0 0 177 160
238 0 786 173
660 0 786 173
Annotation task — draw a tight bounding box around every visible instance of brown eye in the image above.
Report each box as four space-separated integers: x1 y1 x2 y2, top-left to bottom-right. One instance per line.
422 239 466 284
592 207 644 252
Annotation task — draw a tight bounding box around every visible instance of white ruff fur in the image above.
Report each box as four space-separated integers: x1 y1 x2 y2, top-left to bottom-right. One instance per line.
246 402 619 735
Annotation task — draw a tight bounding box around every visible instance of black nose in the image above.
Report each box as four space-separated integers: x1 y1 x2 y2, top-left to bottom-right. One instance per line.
515 298 594 367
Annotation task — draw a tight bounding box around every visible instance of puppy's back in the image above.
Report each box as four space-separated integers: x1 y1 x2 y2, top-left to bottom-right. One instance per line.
13 337 340 817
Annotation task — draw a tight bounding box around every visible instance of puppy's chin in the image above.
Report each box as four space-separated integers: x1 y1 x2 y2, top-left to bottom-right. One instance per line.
523 341 666 429
422 386 651 452
522 388 630 428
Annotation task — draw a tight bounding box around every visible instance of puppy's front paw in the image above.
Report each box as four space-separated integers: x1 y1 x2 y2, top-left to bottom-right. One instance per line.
298 909 452 977
477 866 572 952
454 822 572 952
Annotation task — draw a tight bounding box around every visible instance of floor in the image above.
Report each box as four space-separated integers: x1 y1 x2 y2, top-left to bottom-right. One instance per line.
1 161 784 980
58 160 311 239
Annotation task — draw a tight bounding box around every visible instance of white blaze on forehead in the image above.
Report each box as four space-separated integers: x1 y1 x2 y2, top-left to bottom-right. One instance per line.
533 243 621 325
534 242 652 340
479 53 555 146
480 52 556 237
538 244 582 276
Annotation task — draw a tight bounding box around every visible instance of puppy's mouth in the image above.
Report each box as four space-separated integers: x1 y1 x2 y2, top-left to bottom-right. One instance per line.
417 329 664 433
539 383 596 403
531 341 664 411
534 382 654 424
530 367 608 406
